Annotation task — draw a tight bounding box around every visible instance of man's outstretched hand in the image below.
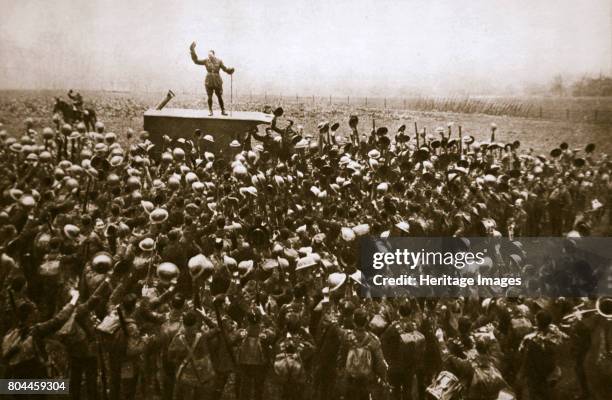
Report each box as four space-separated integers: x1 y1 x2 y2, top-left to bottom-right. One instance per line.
190 41 197 51
69 288 80 305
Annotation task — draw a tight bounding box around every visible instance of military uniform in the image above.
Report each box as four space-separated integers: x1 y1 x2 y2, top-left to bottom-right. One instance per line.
190 48 234 115
68 90 84 113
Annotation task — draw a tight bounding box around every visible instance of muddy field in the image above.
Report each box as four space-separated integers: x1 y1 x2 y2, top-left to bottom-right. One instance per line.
1 90 611 156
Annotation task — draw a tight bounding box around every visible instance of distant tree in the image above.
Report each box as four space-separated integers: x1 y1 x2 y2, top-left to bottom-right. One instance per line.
550 75 565 96
571 76 612 97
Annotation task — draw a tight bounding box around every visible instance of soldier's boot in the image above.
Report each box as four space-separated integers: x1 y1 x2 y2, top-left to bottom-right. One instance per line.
218 96 227 116
208 98 214 116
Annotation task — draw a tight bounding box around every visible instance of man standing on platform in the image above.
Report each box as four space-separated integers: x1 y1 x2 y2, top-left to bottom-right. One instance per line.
190 41 235 116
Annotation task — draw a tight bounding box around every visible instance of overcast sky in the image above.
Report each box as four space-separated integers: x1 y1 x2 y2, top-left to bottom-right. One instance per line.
1 0 610 95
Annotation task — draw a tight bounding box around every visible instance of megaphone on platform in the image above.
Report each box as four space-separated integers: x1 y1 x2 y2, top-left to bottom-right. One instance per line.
156 90 176 110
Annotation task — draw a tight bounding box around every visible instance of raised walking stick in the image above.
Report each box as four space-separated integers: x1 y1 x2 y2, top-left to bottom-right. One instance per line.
230 74 233 117
415 122 419 148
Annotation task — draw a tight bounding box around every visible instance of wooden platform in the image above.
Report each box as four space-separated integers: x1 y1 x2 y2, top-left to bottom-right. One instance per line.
143 108 272 151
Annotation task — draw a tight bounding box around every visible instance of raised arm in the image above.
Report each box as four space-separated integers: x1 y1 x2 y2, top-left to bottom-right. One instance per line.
33 289 80 338
189 42 206 65
76 277 111 317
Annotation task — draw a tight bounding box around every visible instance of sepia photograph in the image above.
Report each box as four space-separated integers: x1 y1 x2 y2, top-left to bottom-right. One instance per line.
0 0 611 399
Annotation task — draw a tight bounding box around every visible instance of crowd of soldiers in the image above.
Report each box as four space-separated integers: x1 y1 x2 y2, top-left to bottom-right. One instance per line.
0 106 611 400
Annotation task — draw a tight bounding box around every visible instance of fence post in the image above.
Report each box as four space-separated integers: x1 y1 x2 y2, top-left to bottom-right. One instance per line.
264 92 267 102
365 97 368 107
347 96 349 105
384 98 387 109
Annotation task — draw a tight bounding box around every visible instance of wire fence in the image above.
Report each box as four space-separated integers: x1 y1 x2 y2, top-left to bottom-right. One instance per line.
232 93 612 124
